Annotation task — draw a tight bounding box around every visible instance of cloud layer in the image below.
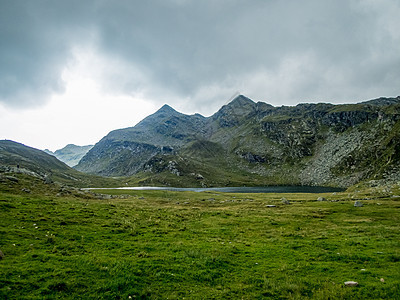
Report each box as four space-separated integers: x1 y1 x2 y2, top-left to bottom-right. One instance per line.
1 0 399 114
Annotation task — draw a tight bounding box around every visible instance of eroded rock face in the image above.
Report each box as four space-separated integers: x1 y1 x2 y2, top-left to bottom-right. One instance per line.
300 130 367 187
322 110 378 131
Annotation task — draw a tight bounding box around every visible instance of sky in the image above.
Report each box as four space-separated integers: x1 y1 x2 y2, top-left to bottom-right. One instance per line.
1 0 399 151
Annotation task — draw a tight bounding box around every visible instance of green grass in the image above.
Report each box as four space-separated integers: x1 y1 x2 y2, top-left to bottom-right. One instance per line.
1 185 400 299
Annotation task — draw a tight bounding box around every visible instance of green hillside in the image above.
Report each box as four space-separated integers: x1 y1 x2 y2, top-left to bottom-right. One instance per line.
0 140 119 188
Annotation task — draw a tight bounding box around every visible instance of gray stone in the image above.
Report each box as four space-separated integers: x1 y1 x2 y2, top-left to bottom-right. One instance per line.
44 175 53 184
354 200 363 207
344 281 358 287
317 197 327 201
281 197 290 204
195 174 204 180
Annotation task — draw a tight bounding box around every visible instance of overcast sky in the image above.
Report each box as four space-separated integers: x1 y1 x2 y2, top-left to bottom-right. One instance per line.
1 0 399 151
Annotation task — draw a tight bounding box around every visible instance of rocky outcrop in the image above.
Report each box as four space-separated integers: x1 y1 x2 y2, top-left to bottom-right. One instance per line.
321 110 378 132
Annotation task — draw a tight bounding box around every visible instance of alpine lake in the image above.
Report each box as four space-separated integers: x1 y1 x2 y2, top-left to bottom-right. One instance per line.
88 185 345 193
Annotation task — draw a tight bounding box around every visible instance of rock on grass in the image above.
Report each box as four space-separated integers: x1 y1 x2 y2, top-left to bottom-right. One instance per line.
344 281 358 287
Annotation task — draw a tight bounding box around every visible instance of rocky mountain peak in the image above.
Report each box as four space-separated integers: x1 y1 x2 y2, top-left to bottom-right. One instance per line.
157 104 179 115
227 94 255 107
212 94 257 122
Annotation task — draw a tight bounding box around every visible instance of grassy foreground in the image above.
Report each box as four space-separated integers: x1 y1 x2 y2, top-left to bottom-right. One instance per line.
1 187 400 299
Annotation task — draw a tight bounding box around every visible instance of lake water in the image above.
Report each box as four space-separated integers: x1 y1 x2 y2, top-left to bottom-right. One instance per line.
97 186 344 193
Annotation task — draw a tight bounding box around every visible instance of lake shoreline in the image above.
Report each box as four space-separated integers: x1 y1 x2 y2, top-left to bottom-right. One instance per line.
85 185 345 193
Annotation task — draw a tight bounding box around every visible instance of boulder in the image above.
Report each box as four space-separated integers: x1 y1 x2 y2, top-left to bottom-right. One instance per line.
344 281 358 287
317 197 327 201
44 175 53 184
354 200 363 207
195 174 204 180
281 197 290 204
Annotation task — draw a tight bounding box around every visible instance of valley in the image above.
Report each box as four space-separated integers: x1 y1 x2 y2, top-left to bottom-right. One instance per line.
1 95 400 299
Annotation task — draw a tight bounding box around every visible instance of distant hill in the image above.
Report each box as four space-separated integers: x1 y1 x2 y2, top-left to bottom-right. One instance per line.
75 95 400 188
44 144 93 167
0 140 117 188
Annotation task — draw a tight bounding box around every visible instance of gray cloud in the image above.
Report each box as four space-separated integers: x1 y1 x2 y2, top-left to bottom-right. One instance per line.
1 0 399 114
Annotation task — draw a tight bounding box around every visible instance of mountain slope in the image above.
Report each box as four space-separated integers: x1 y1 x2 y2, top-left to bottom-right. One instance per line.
1 140 71 174
0 140 118 188
76 95 400 187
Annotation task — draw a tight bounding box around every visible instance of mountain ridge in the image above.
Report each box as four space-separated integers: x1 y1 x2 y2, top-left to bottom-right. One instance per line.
75 95 400 187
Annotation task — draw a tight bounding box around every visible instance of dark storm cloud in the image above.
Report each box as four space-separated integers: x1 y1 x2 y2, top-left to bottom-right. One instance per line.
0 1 94 107
1 0 399 112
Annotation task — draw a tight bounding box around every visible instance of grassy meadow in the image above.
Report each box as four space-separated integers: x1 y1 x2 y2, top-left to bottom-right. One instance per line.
1 182 400 299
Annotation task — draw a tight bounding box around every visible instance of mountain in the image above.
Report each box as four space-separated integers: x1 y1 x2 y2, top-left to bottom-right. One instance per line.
0 140 117 188
75 95 400 188
44 144 93 167
75 104 207 176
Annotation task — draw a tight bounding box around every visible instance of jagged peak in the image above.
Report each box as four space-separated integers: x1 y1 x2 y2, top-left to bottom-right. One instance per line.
157 104 179 114
210 94 257 121
217 94 256 112
228 94 255 107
